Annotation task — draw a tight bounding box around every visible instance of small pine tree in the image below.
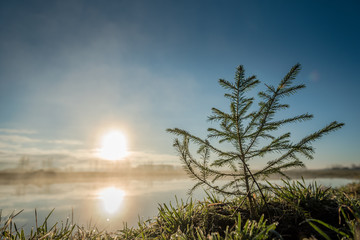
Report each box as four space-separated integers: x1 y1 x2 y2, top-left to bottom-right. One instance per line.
167 64 344 216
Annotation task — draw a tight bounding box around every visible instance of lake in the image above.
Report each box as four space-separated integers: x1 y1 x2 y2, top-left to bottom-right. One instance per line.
0 176 358 233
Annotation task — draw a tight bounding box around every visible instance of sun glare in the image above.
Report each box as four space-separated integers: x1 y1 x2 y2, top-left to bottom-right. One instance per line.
99 187 125 214
99 131 127 161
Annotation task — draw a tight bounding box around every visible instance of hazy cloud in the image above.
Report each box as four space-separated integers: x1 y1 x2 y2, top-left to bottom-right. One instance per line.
0 135 40 143
0 128 37 134
0 130 87 163
128 151 179 166
46 139 83 145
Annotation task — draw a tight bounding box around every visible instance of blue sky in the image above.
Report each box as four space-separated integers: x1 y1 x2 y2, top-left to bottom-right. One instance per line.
0 0 359 170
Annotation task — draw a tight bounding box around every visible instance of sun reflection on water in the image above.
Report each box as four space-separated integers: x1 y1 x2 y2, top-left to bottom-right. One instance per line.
98 187 125 214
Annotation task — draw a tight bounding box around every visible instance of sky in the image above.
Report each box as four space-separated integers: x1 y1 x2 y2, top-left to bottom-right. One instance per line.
0 0 359 170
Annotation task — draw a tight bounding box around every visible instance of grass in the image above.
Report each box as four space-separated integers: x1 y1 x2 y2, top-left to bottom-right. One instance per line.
1 181 360 239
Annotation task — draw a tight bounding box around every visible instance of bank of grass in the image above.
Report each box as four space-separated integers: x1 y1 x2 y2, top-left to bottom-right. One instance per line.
1 180 360 239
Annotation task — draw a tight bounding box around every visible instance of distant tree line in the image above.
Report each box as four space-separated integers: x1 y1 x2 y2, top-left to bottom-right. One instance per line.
330 164 360 170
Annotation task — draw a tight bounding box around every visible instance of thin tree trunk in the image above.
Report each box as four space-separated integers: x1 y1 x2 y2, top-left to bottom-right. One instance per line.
243 164 254 217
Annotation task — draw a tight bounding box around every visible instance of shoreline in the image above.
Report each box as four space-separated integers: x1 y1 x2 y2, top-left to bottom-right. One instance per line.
0 168 359 185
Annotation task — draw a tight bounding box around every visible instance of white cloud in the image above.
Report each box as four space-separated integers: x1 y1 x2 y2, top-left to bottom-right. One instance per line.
0 128 37 134
0 130 88 161
0 135 40 143
46 139 83 145
0 134 83 146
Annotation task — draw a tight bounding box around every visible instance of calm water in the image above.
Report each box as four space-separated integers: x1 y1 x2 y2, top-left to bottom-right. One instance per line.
0 177 358 233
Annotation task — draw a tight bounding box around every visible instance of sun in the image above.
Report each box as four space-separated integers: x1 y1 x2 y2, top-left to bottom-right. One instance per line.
98 131 127 160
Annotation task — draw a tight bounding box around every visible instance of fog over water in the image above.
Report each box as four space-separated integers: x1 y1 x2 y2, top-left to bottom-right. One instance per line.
1 173 358 233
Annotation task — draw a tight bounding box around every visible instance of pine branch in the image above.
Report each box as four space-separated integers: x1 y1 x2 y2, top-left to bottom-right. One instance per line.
246 132 291 158
296 121 344 147
238 99 254 119
167 128 231 157
256 159 305 178
219 78 236 91
208 108 232 122
212 155 239 168
172 135 244 179
207 127 236 141
278 84 306 97
244 87 278 155
267 113 313 128
278 63 301 89
263 121 344 173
